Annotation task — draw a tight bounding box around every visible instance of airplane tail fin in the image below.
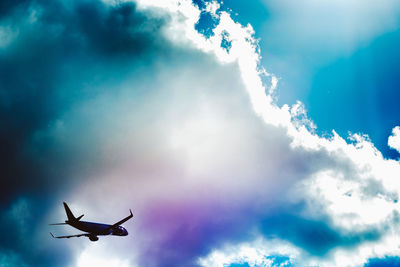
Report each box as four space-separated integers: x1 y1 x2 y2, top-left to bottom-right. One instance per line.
63 202 84 222
63 202 76 221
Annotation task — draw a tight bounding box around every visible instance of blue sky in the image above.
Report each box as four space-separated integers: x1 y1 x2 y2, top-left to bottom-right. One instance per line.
1 0 400 266
212 0 400 160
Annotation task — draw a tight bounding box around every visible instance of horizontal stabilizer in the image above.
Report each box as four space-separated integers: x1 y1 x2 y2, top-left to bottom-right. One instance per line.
76 214 84 221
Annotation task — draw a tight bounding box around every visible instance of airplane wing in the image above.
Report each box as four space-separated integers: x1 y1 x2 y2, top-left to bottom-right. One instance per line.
105 209 133 231
50 232 89 239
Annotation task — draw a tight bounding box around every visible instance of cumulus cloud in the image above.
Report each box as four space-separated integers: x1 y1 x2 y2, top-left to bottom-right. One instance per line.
2 0 400 267
128 1 400 266
388 126 400 153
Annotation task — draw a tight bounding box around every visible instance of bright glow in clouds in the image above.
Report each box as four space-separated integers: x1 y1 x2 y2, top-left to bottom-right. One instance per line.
136 0 400 265
44 0 400 266
389 126 400 153
76 245 131 267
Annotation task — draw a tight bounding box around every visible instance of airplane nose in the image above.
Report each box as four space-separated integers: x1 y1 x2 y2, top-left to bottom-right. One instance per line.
124 229 128 236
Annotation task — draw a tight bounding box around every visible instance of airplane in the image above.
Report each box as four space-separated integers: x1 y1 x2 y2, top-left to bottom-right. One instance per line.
50 202 133 241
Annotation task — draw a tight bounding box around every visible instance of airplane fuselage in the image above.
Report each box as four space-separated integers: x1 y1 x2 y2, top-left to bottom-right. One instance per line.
67 220 128 236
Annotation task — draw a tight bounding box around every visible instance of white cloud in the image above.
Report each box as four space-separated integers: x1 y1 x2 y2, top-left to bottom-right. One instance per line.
389 126 400 153
198 238 300 267
138 1 400 264
205 1 220 17
75 244 133 267
42 0 400 266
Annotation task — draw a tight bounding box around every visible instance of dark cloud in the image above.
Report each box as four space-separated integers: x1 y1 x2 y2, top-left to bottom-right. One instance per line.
75 1 162 56
0 0 30 18
0 197 73 266
0 0 167 204
0 0 171 265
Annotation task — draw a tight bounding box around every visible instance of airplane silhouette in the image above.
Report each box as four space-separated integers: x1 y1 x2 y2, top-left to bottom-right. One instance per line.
50 202 133 241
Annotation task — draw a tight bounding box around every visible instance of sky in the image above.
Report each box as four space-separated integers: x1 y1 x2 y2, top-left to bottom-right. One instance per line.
1 0 400 266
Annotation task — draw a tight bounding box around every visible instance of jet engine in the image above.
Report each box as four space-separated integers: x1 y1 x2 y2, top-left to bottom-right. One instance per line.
89 235 99 241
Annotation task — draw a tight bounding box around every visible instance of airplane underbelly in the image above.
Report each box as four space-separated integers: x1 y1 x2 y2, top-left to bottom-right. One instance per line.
76 222 109 235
